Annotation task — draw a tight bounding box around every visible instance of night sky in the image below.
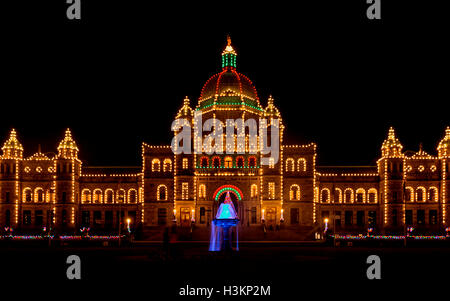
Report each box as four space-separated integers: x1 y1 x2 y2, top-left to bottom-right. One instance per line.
2 1 449 166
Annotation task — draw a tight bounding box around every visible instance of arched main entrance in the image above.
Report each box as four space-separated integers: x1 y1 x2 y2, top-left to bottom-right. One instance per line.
212 185 243 218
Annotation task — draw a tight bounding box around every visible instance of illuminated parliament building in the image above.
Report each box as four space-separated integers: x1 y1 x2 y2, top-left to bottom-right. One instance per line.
1 39 450 239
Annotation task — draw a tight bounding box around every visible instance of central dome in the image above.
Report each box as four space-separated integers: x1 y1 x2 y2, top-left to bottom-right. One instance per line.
199 69 259 101
196 36 262 112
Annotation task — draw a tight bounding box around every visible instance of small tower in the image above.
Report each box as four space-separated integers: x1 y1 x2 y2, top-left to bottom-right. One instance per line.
1 129 23 159
438 126 450 158
0 129 23 227
379 127 404 231
381 127 403 158
438 126 450 225
174 96 194 173
55 128 81 230
57 128 79 159
175 96 194 121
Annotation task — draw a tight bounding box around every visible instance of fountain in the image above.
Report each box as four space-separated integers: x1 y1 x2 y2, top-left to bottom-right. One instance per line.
209 191 239 251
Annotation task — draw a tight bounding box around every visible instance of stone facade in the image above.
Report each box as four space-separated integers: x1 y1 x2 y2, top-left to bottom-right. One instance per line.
1 40 450 238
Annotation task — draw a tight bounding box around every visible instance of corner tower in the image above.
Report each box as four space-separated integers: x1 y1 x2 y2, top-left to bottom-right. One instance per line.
378 127 404 231
54 129 81 230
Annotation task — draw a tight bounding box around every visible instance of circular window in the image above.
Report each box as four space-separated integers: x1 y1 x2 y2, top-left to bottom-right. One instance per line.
24 166 31 173
36 166 42 173
418 165 425 172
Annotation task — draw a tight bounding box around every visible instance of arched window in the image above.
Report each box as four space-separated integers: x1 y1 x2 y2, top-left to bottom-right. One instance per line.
236 156 244 168
182 158 189 169
248 156 256 168
356 188 365 203
289 185 300 201
198 184 206 198
212 157 221 168
93 189 102 203
429 187 438 202
286 158 295 172
368 188 377 203
152 159 161 172
416 187 426 202
200 157 209 168
128 189 137 203
157 185 168 201
344 188 354 203
163 159 172 172
23 188 32 203
251 184 258 198
117 189 126 203
298 158 307 172
224 156 233 168
405 187 414 202
321 188 330 203
334 188 342 203
105 189 114 204
82 189 91 204
268 182 276 199
35 188 44 203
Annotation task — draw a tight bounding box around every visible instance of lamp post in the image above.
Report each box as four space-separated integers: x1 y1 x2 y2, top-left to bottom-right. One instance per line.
126 218 131 233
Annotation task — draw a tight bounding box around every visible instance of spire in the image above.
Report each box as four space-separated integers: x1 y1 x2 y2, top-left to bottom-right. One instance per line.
57 128 79 159
221 35 237 70
381 127 403 158
1 128 24 159
438 126 450 158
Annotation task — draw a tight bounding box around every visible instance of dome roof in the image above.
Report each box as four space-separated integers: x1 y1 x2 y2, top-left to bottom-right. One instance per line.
196 36 262 112
199 70 259 102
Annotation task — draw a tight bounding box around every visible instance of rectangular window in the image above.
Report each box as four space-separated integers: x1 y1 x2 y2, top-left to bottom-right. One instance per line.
82 211 90 227
345 211 353 226
158 208 167 225
62 191 67 203
392 192 398 202
356 211 365 226
405 210 413 225
200 207 206 224
62 209 67 225
93 211 102 225
417 210 425 225
429 210 437 225
268 158 275 169
268 182 275 199
392 209 398 226
334 211 341 227
251 207 257 224
290 208 299 225
368 211 376 227
105 211 113 229
5 192 10 203
35 210 43 226
182 182 188 200
182 158 188 169
23 210 32 225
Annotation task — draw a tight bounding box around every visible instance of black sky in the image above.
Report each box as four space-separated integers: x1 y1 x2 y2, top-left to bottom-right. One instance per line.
2 0 449 166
